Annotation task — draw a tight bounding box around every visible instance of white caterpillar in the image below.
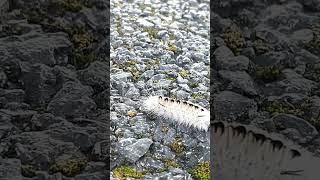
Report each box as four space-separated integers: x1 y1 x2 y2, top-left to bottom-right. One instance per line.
141 96 210 131
212 121 320 180
141 95 320 180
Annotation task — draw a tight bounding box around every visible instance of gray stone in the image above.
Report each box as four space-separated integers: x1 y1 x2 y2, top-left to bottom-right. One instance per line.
218 70 258 96
140 69 154 80
47 81 96 118
273 113 318 139
0 32 72 66
0 89 25 103
213 91 257 122
0 68 7 88
0 158 22 180
0 0 9 15
118 138 153 163
21 63 57 107
78 61 109 93
216 55 250 71
214 46 234 62
291 29 314 43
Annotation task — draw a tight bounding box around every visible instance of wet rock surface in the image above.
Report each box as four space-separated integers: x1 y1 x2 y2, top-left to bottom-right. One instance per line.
0 0 109 179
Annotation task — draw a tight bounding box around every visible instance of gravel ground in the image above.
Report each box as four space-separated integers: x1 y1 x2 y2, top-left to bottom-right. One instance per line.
0 0 320 179
110 0 210 179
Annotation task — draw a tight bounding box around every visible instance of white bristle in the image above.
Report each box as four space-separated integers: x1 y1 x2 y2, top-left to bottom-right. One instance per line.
141 96 210 131
212 121 320 180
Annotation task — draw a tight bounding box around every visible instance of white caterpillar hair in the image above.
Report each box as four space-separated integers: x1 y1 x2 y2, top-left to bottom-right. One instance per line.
141 96 210 131
212 121 320 180
141 95 320 180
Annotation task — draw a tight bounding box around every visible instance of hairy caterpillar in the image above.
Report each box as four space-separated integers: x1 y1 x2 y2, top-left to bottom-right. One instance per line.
141 96 320 180
141 96 210 131
212 121 320 180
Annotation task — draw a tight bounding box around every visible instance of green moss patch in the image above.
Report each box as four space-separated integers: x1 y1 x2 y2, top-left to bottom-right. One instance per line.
222 26 246 55
189 162 210 180
113 165 144 180
49 158 87 177
169 138 186 154
21 164 37 178
255 66 281 82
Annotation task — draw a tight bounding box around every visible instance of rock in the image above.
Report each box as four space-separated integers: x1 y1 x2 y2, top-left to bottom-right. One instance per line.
213 46 234 63
92 140 109 162
277 69 316 94
47 81 96 118
6 131 85 171
78 8 108 33
0 89 25 103
140 70 154 80
291 29 314 44
118 138 153 163
0 68 7 88
78 61 109 94
216 55 250 71
0 32 72 66
0 112 15 141
213 91 257 123
0 19 43 38
53 66 79 89
93 90 109 109
137 18 155 28
299 0 320 11
273 113 318 139
0 58 21 83
0 0 9 16
21 63 57 107
137 157 164 171
0 158 23 180
0 109 37 130
218 70 258 96
75 172 107 180
29 113 64 131
143 168 193 180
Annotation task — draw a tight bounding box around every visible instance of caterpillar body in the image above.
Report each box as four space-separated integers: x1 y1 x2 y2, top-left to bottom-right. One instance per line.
141 96 210 131
212 121 320 180
141 95 320 180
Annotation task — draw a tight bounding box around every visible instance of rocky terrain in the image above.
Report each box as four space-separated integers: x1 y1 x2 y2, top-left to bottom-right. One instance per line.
0 0 110 179
1 0 320 179
211 0 320 162
110 0 210 179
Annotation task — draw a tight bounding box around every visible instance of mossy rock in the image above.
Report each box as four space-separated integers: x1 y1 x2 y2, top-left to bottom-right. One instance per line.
306 24 320 55
21 165 37 178
262 99 311 117
191 93 207 100
163 159 180 169
253 39 272 55
179 69 189 78
127 111 137 117
222 26 246 55
189 162 210 180
170 138 186 154
304 63 320 82
167 43 178 53
113 165 144 180
255 66 281 82
143 28 159 39
71 50 96 69
49 158 87 177
50 0 92 13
